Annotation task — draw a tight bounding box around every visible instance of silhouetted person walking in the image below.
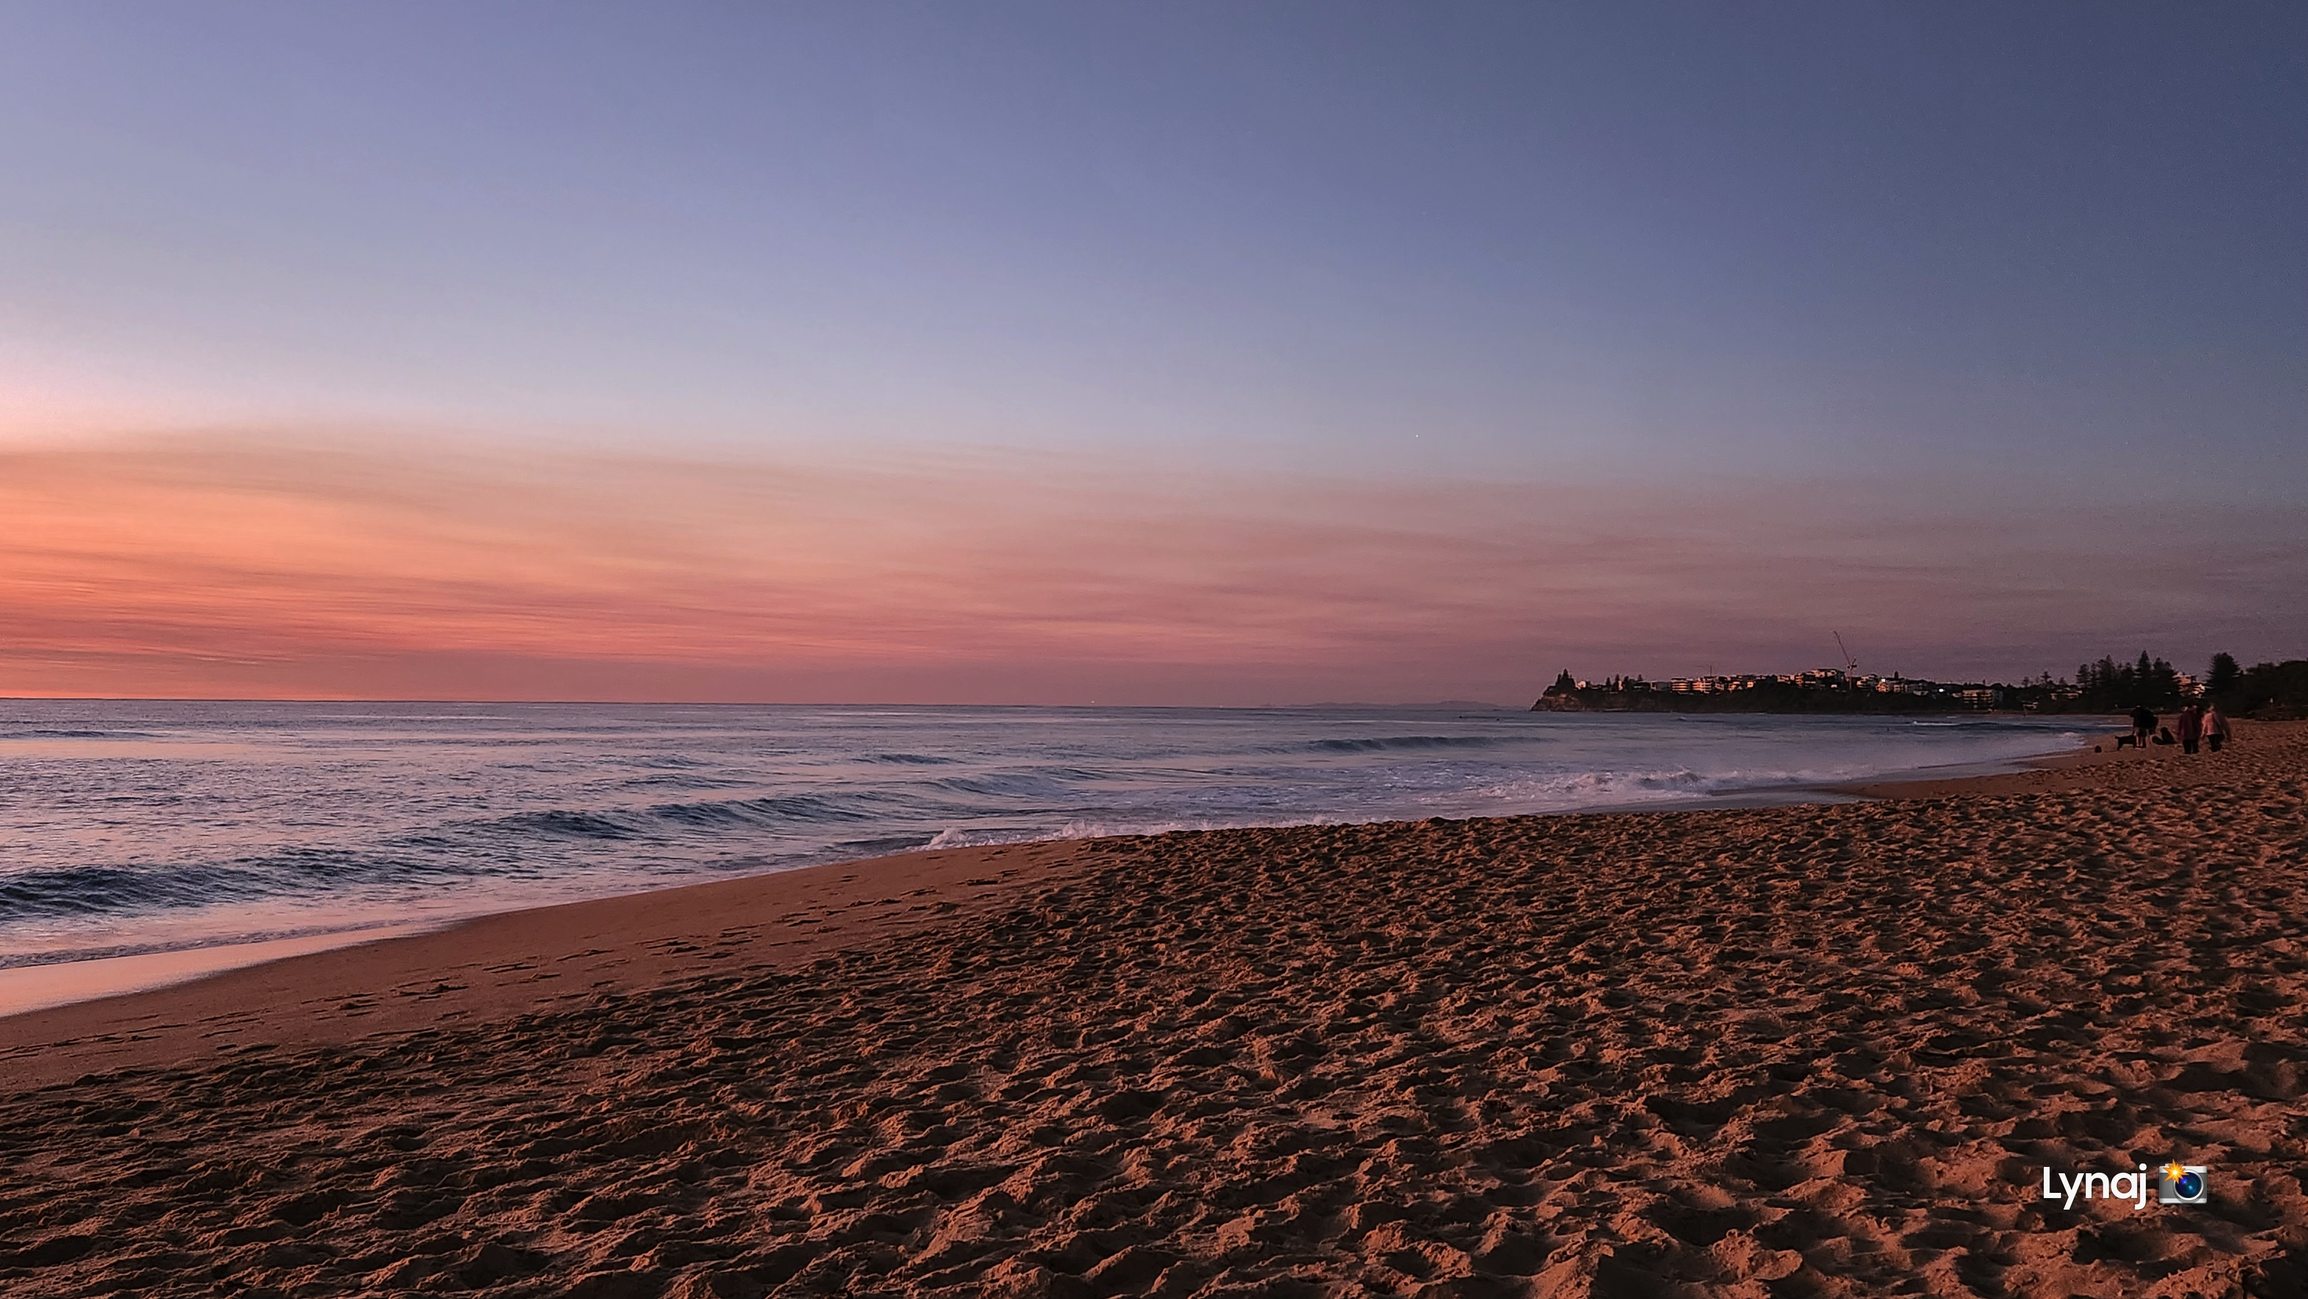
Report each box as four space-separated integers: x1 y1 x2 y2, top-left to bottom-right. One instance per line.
2178 701 2204 755
2130 706 2155 752
2203 703 2230 753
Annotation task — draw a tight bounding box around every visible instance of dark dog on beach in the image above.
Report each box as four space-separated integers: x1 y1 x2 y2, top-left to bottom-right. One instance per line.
2115 732 2139 749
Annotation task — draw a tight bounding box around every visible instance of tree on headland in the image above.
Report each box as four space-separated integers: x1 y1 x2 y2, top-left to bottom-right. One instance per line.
1545 669 1578 698
2227 659 2308 719
2071 652 2182 711
2208 652 2241 699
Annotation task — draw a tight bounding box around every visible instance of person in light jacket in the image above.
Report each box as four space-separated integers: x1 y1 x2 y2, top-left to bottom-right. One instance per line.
2202 703 2231 754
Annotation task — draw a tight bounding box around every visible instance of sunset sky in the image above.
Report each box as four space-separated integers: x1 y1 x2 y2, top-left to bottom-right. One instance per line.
4 4 2303 703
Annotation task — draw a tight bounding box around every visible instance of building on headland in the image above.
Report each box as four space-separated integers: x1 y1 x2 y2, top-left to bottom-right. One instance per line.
1534 665 2049 713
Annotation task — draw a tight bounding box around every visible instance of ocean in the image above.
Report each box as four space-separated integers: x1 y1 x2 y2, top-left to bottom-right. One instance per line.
0 701 2090 972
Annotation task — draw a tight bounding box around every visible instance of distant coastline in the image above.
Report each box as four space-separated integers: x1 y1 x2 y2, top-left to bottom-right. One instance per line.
1532 686 2028 715
1536 653 2308 718
1534 668 2033 715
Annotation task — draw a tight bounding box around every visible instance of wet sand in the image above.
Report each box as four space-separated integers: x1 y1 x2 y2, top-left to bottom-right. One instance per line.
3 722 2303 1296
0 926 435 1020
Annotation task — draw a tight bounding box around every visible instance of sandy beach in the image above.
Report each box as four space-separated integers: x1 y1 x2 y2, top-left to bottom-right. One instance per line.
3 722 2303 1297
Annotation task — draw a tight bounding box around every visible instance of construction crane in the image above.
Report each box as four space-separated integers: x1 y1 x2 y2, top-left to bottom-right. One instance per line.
1833 632 1858 675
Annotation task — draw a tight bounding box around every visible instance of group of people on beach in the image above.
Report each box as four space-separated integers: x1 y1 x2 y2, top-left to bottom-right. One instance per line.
2130 702 2229 755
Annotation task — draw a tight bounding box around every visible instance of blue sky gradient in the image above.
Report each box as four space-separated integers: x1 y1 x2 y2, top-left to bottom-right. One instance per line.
2 3 2303 698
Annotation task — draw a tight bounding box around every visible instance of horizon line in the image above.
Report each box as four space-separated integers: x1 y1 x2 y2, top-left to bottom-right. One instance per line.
0 695 1521 710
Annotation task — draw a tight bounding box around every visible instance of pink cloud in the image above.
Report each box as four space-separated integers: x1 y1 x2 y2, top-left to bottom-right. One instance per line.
2 435 2300 702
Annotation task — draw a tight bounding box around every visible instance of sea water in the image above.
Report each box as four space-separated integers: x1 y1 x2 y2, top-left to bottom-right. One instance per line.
0 701 2088 971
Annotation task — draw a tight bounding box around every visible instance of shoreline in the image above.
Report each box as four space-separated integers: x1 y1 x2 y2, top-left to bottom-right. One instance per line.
1837 714 2270 799
0 720 2165 1085
0 726 2102 1028
0 720 2234 1074
0 835 1104 1091
3 720 2301 1294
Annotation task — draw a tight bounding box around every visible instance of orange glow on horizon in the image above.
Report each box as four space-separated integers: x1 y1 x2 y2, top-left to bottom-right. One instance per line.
1 435 2285 704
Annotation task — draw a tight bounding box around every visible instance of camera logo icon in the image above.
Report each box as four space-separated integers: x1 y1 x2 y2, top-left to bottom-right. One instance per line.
2158 1162 2208 1205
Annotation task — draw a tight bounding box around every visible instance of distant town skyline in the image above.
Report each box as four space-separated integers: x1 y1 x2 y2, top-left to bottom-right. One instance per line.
3 5 2303 703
